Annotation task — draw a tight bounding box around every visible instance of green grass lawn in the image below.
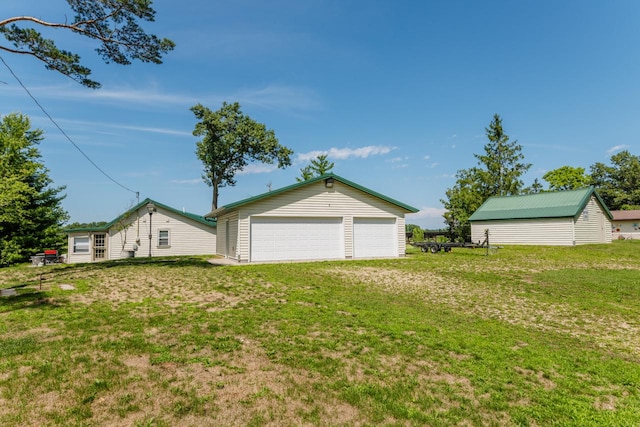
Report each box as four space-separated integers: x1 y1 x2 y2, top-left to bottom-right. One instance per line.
1 241 639 426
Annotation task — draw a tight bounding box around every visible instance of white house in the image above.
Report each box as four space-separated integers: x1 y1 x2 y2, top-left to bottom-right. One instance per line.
205 173 418 263
66 198 217 263
469 187 613 246
610 210 640 240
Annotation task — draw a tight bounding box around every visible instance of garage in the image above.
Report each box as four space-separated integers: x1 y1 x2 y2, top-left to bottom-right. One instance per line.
250 217 344 262
353 218 397 258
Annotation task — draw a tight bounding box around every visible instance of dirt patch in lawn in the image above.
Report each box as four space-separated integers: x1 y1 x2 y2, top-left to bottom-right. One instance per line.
328 266 640 357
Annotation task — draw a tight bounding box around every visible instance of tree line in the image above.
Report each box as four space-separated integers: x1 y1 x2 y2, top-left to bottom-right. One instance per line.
441 114 640 241
2 2 639 264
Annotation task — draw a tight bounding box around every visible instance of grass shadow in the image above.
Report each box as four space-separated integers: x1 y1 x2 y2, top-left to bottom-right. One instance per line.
0 288 66 312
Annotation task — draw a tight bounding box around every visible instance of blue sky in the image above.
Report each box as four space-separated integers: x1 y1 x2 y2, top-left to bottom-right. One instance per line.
2 1 639 229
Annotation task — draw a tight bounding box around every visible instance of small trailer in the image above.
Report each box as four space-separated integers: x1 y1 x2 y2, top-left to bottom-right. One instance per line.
411 229 491 254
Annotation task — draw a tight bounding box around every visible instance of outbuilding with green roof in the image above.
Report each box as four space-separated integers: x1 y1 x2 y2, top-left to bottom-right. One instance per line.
66 198 217 263
205 173 418 262
468 187 613 246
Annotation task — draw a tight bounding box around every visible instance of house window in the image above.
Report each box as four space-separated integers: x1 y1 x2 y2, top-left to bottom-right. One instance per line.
73 236 90 253
158 230 170 247
582 209 589 221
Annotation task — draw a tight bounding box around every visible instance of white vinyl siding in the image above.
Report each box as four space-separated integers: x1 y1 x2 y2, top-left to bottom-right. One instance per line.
108 207 216 259
353 218 397 258
612 219 640 240
66 233 95 264
574 197 612 244
232 180 408 262
216 212 239 259
471 196 612 246
250 217 343 262
471 218 575 246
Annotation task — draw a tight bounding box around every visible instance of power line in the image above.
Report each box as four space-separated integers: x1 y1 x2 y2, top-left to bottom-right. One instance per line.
0 54 138 195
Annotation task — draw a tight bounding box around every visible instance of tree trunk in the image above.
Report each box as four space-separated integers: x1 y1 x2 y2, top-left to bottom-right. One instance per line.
212 184 219 211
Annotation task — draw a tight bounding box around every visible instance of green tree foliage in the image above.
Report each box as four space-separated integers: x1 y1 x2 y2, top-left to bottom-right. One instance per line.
543 166 590 191
474 114 531 197
64 221 108 229
523 178 544 194
405 224 424 242
590 150 640 210
441 168 485 241
296 154 335 182
441 114 531 240
0 0 175 88
191 102 294 210
0 113 69 266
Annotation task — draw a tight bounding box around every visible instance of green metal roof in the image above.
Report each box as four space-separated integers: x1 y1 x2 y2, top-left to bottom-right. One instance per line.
206 173 419 218
66 198 216 233
468 187 613 221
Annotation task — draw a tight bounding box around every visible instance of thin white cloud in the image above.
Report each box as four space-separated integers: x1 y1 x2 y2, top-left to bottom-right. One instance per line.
46 117 193 137
407 207 447 219
429 162 439 168
233 85 322 112
21 83 196 106
297 145 395 162
237 163 279 175
20 83 321 114
170 178 202 185
607 144 629 154
424 155 430 160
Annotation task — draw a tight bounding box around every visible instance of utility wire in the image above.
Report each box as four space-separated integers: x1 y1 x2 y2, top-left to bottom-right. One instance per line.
0 54 138 195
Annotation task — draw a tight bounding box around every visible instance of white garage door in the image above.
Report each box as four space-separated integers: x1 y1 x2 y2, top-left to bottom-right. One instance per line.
250 217 343 262
353 218 397 258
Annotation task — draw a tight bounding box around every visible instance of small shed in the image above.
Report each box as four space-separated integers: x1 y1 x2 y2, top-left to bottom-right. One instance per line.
66 198 217 263
469 187 612 246
205 173 418 262
610 210 640 240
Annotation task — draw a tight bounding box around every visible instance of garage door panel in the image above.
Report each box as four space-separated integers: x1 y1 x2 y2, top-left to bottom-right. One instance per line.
251 217 343 262
353 218 397 258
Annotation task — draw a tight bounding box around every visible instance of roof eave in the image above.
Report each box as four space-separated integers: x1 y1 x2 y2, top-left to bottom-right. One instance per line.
209 173 419 215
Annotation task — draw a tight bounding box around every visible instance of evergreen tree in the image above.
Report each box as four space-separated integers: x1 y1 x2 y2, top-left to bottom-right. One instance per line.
296 154 335 181
441 114 530 240
0 113 69 266
474 114 531 197
1 0 174 88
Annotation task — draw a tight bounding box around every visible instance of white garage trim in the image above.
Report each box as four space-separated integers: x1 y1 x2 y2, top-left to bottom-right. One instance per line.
353 217 397 258
250 217 344 262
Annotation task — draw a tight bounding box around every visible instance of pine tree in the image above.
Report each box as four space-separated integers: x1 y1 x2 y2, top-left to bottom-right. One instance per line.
441 114 531 240
0 113 68 266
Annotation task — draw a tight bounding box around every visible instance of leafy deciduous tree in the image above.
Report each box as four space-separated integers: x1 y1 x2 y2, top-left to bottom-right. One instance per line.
0 113 69 266
590 150 640 210
441 114 531 240
296 154 335 182
543 166 590 191
0 0 175 88
191 102 294 211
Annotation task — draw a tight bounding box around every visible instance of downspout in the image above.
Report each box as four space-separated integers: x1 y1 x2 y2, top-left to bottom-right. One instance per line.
136 206 141 245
